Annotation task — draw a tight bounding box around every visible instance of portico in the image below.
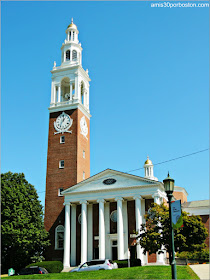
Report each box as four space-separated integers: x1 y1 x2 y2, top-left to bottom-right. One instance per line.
62 169 167 270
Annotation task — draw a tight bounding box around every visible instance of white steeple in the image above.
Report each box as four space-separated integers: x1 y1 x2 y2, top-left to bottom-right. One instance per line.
49 19 91 117
144 156 158 181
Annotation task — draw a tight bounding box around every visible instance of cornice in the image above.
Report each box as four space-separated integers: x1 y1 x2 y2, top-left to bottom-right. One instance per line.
61 42 83 51
64 184 162 197
51 65 91 81
48 103 91 119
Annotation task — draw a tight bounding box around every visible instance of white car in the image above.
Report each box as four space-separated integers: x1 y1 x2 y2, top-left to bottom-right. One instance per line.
70 259 118 272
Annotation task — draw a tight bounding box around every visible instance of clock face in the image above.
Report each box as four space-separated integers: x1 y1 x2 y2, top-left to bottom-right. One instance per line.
54 112 73 134
80 116 88 138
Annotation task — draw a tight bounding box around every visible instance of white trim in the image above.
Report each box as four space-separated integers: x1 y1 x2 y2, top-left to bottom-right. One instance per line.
62 169 164 194
182 206 210 216
49 102 91 120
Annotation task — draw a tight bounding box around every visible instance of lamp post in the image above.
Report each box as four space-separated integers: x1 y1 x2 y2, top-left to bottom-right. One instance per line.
163 173 177 280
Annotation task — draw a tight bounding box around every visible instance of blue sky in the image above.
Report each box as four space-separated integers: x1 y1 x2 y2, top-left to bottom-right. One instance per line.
1 1 209 208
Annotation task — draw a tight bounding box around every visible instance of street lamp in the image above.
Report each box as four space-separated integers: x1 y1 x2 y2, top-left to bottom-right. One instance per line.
163 172 177 280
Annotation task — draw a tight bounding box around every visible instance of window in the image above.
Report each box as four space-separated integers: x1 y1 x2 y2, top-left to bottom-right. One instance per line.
69 32 71 40
73 31 75 40
83 150 85 159
60 136 65 144
58 188 64 196
55 225 64 249
83 171 85 180
110 210 117 222
72 50 77 61
78 213 81 224
112 240 118 246
66 50 70 61
59 160 64 168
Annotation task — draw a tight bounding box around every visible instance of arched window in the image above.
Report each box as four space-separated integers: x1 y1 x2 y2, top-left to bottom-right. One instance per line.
61 77 70 101
55 225 64 250
110 210 117 222
66 50 70 61
72 50 77 61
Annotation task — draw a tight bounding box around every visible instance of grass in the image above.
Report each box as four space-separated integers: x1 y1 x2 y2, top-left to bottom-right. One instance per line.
5 266 199 279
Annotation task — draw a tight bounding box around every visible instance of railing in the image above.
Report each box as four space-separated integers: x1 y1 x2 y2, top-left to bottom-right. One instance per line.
50 98 80 108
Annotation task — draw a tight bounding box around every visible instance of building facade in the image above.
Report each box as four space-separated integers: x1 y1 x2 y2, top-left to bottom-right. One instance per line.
44 20 208 270
61 168 188 270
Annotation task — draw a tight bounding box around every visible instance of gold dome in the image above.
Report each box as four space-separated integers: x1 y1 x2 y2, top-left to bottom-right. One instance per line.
145 156 153 165
67 18 77 29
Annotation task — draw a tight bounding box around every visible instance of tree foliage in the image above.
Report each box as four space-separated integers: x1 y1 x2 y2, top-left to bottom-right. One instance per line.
138 203 208 256
1 172 50 273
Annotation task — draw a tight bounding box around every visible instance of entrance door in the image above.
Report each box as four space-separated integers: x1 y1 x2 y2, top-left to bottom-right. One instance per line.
111 240 118 260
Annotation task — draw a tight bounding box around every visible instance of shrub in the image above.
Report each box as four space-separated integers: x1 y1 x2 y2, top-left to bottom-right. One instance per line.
177 249 209 261
131 259 141 267
113 260 128 268
114 259 141 268
26 261 63 273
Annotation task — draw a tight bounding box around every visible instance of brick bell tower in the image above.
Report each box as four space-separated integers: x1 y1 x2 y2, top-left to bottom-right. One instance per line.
44 19 91 261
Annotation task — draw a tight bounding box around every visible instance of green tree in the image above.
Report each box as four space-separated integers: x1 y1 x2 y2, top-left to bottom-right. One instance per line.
1 172 50 273
138 203 208 257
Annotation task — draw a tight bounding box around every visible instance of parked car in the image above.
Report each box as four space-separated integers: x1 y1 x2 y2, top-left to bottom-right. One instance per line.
70 259 118 272
14 266 49 275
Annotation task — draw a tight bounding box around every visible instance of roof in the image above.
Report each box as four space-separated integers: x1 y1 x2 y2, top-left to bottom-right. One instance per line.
182 200 210 208
61 168 164 201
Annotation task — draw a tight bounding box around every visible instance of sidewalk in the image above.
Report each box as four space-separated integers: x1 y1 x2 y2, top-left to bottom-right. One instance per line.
189 264 210 280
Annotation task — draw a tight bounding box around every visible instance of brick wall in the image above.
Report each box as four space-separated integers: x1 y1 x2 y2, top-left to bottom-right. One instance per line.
44 108 90 261
173 190 187 203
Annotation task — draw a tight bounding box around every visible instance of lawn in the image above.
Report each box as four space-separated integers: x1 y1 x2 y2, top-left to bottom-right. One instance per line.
5 266 199 279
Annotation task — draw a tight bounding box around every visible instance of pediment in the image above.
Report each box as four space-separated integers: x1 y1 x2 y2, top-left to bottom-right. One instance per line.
62 169 162 195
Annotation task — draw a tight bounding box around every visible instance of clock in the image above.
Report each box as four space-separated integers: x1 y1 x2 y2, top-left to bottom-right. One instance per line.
80 116 88 138
54 112 73 134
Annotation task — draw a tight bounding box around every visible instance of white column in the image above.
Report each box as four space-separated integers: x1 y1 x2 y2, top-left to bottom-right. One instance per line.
80 200 88 264
122 200 128 259
58 85 61 103
86 87 90 110
153 193 165 264
97 199 105 260
78 82 82 103
105 202 111 259
87 204 93 261
51 81 55 104
70 204 76 266
63 202 71 270
134 195 144 262
75 75 79 100
70 82 73 101
115 197 124 260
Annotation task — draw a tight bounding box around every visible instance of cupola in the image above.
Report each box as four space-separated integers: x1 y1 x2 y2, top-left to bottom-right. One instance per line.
144 156 158 181
66 18 79 43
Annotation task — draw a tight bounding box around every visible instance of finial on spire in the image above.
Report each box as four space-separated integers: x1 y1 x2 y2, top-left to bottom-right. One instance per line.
71 18 73 23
